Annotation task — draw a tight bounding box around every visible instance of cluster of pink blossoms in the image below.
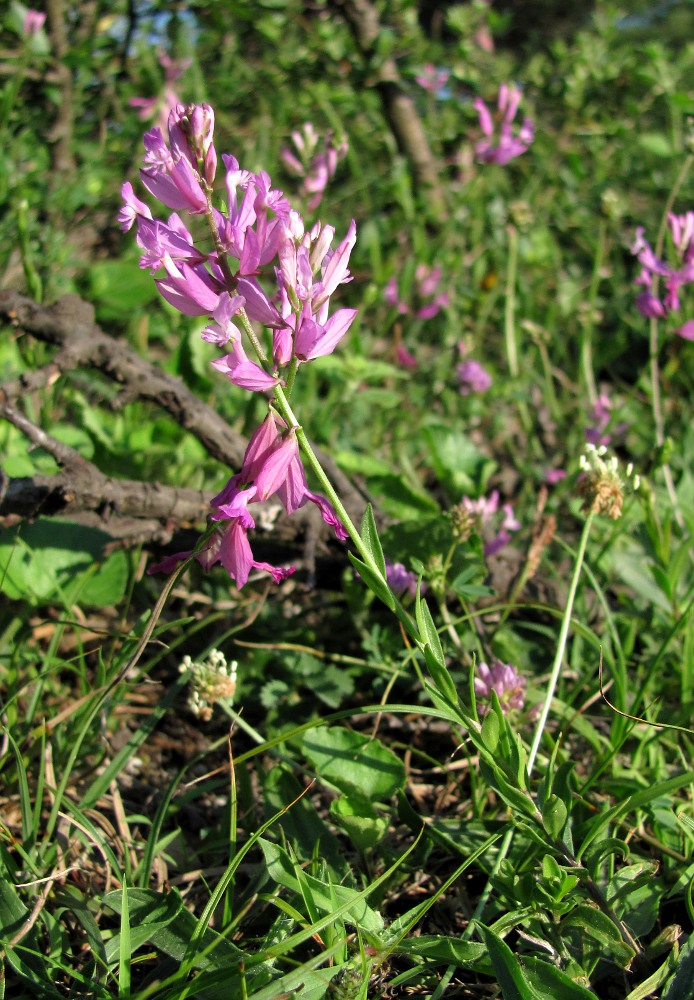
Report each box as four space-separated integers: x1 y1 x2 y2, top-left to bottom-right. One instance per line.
474 84 534 166
119 103 357 588
280 123 348 212
632 212 694 340
474 659 526 715
462 491 520 557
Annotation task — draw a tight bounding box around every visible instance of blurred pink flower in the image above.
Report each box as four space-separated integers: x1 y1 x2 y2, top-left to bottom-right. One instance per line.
23 9 46 36
280 123 347 211
457 359 492 395
474 84 534 165
632 216 694 335
416 64 451 96
462 491 519 556
386 265 448 320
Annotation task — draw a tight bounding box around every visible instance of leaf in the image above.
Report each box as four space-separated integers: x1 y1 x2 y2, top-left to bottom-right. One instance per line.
562 904 636 967
421 423 495 498
365 473 439 519
475 923 539 999
260 840 384 933
331 793 388 851
262 766 349 877
637 133 673 158
0 519 129 607
348 552 395 610
542 794 568 839
393 935 486 968
359 503 386 577
302 726 405 801
522 956 597 998
662 930 694 1000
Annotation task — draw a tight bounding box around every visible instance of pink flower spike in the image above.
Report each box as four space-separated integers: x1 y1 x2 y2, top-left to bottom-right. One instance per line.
676 319 694 340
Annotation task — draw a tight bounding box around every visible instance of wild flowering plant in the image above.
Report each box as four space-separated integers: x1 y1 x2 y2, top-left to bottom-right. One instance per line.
473 83 534 166
632 211 694 339
120 103 357 588
279 122 348 212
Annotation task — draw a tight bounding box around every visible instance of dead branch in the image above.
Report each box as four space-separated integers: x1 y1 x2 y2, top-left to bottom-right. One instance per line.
0 292 369 565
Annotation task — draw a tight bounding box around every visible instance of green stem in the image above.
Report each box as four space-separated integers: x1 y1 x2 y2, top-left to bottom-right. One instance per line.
527 511 594 772
581 221 605 406
504 224 519 379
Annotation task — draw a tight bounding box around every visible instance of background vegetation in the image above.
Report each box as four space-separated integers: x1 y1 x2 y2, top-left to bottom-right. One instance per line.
0 0 693 996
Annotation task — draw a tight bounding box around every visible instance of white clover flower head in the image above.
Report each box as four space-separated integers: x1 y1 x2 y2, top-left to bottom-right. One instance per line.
179 649 238 720
578 444 639 520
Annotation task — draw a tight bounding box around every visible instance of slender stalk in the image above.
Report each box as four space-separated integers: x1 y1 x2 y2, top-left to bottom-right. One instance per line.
580 221 605 407
464 512 595 933
527 512 594 772
504 224 519 379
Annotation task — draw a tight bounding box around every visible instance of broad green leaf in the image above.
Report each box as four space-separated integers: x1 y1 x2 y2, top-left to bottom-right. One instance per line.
302 726 405 801
331 792 388 851
523 956 597 998
421 423 495 497
262 766 349 877
0 519 129 607
476 923 539 999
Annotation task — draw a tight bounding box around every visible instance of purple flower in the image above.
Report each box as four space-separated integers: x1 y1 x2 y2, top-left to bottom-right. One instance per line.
457 359 492 395
385 560 420 598
631 218 694 334
474 84 534 165
385 264 448 320
461 491 519 557
474 659 526 714
545 469 567 485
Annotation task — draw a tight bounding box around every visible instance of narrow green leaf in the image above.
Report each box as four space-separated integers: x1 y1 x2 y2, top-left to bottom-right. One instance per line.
348 552 395 610
360 503 387 577
117 876 130 999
